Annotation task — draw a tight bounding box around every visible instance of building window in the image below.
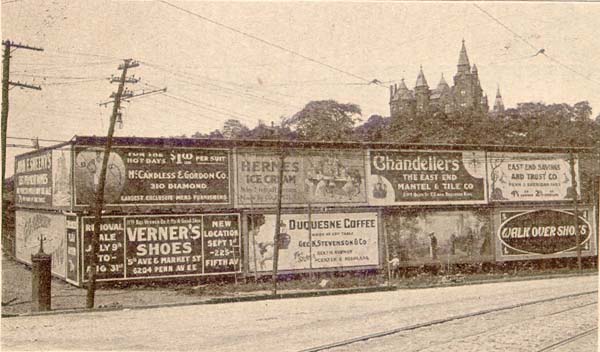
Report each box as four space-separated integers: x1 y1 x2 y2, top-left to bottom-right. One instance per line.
461 90 466 96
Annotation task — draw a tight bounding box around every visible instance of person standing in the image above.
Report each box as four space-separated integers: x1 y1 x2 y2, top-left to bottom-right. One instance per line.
429 232 438 260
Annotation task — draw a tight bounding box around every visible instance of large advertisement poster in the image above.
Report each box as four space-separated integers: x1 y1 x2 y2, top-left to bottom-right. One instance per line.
81 214 241 282
236 149 367 207
74 146 231 207
383 210 493 265
495 208 596 261
15 210 67 278
488 152 579 202
15 150 53 208
248 212 379 273
367 150 486 205
52 148 72 207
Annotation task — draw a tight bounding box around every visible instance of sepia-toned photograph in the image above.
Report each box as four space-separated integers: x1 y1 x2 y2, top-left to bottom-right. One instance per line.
1 1 599 351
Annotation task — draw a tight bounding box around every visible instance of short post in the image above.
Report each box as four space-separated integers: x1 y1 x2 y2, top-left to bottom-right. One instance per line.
31 237 52 312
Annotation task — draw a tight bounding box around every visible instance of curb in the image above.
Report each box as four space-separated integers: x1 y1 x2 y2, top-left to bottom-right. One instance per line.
396 271 598 290
2 285 396 318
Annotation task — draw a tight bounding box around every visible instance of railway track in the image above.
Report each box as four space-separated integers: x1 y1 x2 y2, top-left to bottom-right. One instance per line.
536 326 597 352
300 290 598 352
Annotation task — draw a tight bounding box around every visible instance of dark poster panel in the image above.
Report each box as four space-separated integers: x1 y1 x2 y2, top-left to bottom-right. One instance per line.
495 208 597 261
368 150 486 205
82 217 126 281
384 209 493 265
125 216 204 278
74 146 230 207
81 214 241 282
202 214 241 273
14 150 53 207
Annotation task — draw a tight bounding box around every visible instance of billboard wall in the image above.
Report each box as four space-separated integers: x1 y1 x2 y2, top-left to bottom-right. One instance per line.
488 152 579 202
248 211 379 272
81 213 241 282
494 208 596 261
15 210 67 278
74 146 231 208
235 149 367 207
367 150 487 205
383 209 493 265
14 150 53 208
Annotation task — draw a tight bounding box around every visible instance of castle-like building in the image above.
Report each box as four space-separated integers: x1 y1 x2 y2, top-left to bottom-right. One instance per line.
389 41 505 119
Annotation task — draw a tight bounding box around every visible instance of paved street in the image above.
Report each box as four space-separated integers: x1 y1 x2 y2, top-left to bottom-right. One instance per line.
2 275 597 351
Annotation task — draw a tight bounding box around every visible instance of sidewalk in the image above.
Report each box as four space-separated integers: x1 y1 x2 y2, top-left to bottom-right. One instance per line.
1 253 392 316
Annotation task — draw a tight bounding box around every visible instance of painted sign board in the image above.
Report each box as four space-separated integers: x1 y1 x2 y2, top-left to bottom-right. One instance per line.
248 211 379 273
14 149 72 208
488 152 579 202
495 208 596 261
81 214 241 282
383 210 493 265
15 210 67 278
74 146 231 207
235 149 367 207
14 150 53 208
367 150 487 205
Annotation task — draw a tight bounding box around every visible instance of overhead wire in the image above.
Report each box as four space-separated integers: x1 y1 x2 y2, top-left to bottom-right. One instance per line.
472 3 600 88
158 0 385 88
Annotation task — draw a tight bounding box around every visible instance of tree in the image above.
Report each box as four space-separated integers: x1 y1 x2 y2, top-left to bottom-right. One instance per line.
354 114 390 142
284 100 361 141
222 119 249 139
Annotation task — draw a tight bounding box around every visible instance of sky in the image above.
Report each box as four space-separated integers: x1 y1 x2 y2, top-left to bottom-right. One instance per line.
2 1 600 177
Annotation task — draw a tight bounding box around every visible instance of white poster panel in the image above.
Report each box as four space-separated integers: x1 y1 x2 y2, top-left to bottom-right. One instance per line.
15 210 67 278
52 148 72 207
249 212 379 272
488 152 579 202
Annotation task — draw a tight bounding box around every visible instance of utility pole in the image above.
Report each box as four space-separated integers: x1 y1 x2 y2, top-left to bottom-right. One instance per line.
568 151 582 272
271 147 286 295
86 59 139 308
1 40 43 199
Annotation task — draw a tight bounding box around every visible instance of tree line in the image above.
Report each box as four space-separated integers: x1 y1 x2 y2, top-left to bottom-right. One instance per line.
184 100 600 148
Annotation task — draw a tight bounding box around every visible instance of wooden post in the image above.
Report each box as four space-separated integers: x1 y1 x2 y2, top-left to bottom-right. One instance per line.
382 210 392 284
271 149 285 295
308 201 313 280
569 151 582 272
250 199 258 283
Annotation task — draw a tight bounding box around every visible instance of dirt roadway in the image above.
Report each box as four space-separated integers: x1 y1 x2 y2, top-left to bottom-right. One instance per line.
2 275 597 351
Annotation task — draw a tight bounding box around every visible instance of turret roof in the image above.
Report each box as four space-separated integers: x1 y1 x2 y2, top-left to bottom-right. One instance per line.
415 66 428 88
458 40 470 69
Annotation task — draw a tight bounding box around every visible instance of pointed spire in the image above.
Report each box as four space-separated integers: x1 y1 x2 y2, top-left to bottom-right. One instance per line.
415 65 428 88
398 78 408 91
457 39 471 73
437 73 449 91
493 85 505 113
471 64 478 73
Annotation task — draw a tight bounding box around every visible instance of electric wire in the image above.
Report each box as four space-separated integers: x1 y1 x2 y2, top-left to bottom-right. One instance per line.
158 0 385 88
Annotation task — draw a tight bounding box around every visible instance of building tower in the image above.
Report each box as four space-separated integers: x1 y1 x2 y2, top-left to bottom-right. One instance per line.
389 41 491 120
493 86 505 113
415 66 429 113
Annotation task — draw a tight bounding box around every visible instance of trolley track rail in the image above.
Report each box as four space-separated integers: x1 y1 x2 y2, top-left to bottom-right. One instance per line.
536 326 597 352
300 290 597 352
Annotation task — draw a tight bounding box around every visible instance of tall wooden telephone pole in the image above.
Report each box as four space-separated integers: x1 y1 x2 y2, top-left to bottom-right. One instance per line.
86 59 139 308
1 40 43 198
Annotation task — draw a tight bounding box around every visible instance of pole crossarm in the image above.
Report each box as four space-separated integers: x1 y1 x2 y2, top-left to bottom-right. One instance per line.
2 40 43 51
9 81 41 90
98 87 167 106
